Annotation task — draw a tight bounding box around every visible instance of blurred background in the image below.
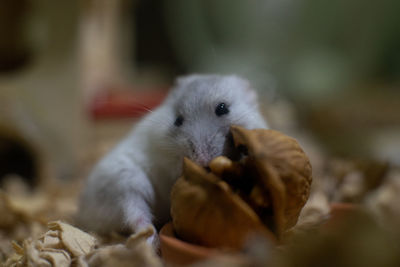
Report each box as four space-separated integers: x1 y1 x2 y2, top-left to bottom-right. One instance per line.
0 0 399 187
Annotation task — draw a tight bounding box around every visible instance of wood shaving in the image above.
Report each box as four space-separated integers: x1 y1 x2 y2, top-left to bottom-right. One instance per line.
1 122 400 267
4 221 95 267
294 191 330 230
77 226 162 267
365 168 400 233
39 248 71 267
4 222 162 267
47 221 96 257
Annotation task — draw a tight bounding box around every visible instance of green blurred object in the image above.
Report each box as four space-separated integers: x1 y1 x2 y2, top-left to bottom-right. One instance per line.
163 0 400 100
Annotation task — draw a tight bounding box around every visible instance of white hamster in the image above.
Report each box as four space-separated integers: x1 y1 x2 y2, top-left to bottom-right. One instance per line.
77 74 268 247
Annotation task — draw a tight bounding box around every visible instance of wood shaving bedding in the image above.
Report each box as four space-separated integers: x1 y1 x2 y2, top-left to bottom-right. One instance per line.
4 221 162 267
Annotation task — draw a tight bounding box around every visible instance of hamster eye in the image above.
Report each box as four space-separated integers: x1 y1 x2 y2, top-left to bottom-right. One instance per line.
174 115 184 127
215 102 229 117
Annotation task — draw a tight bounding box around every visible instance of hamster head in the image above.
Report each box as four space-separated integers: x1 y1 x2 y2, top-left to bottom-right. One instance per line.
165 74 267 167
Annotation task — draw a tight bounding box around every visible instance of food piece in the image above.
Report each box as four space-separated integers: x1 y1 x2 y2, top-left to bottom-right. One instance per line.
170 126 312 249
209 156 243 177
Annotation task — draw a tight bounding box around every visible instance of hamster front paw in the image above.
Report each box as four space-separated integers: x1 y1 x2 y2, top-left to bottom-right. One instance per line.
125 223 160 253
146 227 160 253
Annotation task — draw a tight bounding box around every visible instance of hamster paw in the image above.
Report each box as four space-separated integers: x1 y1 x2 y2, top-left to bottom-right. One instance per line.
147 229 160 253
127 219 160 253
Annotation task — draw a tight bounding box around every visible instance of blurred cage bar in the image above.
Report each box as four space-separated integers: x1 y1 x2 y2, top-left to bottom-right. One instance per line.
80 0 176 119
0 0 31 72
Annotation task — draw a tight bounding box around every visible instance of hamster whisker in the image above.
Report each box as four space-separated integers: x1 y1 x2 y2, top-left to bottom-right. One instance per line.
231 108 258 125
125 100 174 124
146 118 170 128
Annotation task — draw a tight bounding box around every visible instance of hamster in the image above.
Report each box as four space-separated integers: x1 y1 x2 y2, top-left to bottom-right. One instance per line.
77 74 268 248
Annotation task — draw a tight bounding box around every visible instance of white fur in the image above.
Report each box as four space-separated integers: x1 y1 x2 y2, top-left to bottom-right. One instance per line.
77 74 268 248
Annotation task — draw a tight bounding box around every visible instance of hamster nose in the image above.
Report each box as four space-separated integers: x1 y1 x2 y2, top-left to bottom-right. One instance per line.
188 141 212 167
194 156 211 167
189 141 196 154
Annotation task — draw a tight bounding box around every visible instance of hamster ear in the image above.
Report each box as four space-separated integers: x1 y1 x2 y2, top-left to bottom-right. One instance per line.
230 75 259 106
167 74 202 98
245 85 258 105
166 75 199 102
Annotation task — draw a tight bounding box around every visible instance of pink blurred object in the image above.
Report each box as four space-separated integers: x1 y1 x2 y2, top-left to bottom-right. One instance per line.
88 89 167 120
322 202 359 229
